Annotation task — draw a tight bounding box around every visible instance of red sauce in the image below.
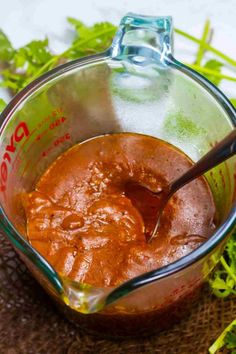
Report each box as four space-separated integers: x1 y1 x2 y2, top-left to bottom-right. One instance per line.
22 133 215 287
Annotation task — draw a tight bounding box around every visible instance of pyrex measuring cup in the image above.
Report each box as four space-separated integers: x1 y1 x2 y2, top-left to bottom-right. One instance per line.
0 13 236 337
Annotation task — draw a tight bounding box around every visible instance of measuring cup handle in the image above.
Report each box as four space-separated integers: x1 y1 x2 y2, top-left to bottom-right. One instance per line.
110 13 173 66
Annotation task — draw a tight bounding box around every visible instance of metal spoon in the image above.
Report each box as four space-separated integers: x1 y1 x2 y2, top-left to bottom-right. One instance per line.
149 129 236 242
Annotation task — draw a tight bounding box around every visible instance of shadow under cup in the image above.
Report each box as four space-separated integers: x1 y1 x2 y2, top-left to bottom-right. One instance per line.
0 56 236 336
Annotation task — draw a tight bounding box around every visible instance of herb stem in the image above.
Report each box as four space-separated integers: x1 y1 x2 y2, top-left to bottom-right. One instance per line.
61 27 115 57
27 55 60 83
175 28 236 67
195 19 211 66
186 63 236 82
220 256 236 283
209 319 236 354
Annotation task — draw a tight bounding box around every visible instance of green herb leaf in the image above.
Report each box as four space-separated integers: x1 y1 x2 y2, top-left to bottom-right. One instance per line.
203 59 224 85
209 320 236 353
0 37 53 93
195 19 211 66
0 20 116 94
19 39 52 66
65 18 116 59
0 30 14 62
67 17 84 30
175 27 236 67
225 325 236 349
0 98 6 112
230 98 236 107
209 232 236 298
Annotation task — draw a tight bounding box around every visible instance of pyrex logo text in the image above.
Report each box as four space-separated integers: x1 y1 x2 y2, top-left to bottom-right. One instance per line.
0 122 29 192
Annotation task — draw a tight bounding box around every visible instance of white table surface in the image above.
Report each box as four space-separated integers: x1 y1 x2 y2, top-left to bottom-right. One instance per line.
0 0 236 100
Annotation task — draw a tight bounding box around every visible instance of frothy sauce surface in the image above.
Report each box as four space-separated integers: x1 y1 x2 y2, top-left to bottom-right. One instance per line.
22 134 215 287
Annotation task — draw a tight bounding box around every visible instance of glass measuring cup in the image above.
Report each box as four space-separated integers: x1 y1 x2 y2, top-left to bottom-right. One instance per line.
0 13 236 337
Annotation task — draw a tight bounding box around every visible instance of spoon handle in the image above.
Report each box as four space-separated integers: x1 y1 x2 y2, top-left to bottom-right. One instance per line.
170 129 236 194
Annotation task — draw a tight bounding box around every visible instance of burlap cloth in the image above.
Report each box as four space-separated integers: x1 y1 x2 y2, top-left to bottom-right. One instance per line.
0 230 234 354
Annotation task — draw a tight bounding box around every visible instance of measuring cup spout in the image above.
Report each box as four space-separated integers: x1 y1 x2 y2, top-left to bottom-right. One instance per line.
62 278 110 314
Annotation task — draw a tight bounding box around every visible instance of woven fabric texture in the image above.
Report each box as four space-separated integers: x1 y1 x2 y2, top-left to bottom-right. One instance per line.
0 231 234 354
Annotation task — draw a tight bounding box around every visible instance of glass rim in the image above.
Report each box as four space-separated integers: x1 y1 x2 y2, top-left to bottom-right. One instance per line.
0 50 236 302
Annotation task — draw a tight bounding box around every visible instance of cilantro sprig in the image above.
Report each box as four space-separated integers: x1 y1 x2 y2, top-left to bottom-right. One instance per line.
209 321 236 354
0 16 236 353
209 233 236 353
210 233 236 298
0 19 116 99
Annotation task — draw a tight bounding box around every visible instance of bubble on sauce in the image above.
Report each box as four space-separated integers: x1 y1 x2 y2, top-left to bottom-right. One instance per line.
170 234 207 246
61 214 84 230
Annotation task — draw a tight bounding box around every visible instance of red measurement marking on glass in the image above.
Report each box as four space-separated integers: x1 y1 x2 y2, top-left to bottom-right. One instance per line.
10 127 38 164
35 129 50 142
186 277 202 289
35 116 67 141
21 132 71 175
42 146 53 157
37 107 64 129
54 133 71 146
0 122 29 194
49 116 66 130
42 133 71 157
161 276 203 307
19 128 37 150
